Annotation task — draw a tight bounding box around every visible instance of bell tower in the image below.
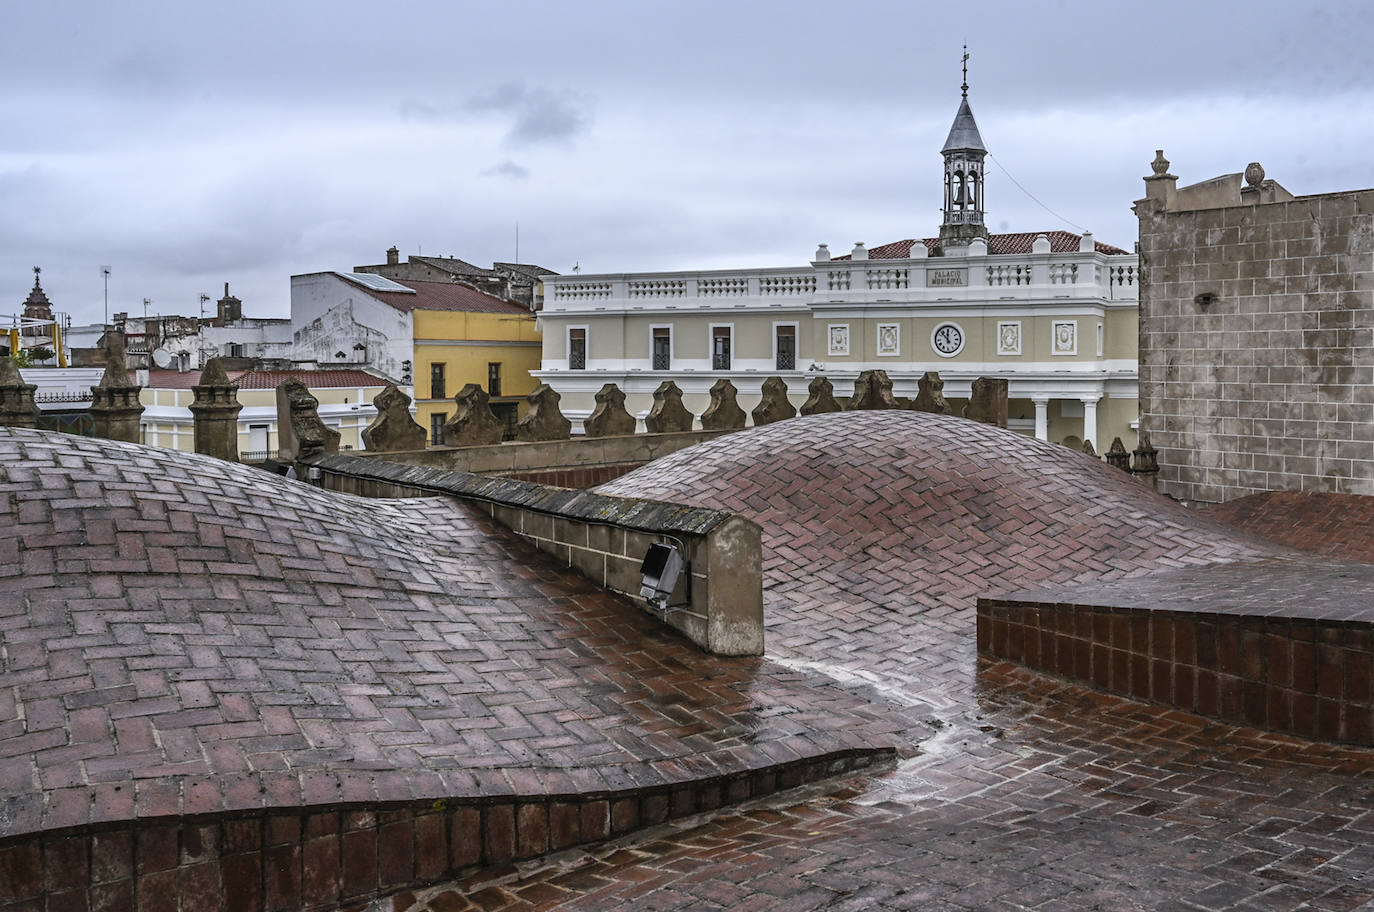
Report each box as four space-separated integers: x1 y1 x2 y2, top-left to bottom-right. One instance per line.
939 47 989 248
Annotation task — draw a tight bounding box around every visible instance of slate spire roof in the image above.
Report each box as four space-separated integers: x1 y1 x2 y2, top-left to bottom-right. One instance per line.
22 266 53 320
941 96 986 154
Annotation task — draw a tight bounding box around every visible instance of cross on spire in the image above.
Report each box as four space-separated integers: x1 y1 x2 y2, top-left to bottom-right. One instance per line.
961 45 969 98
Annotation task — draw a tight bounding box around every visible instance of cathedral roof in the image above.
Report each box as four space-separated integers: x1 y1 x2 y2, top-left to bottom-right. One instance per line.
22 269 53 316
941 96 987 154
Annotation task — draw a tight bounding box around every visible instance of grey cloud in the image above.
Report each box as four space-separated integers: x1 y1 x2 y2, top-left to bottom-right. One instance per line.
468 82 589 146
484 160 531 180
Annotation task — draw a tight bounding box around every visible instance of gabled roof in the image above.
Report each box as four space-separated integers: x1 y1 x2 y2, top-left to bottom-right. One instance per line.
338 275 532 315
411 255 496 277
835 231 1130 260
493 262 560 279
941 96 986 154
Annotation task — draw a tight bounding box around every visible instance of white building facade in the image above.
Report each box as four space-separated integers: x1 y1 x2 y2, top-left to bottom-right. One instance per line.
535 83 1141 449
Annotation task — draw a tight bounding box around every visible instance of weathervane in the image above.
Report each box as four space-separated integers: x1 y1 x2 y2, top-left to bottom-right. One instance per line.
961 45 969 98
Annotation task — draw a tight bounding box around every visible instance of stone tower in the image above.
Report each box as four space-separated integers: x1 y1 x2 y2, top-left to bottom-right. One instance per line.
21 266 54 335
938 48 989 250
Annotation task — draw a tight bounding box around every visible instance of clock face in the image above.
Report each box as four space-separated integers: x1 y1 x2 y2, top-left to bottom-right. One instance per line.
932 323 964 356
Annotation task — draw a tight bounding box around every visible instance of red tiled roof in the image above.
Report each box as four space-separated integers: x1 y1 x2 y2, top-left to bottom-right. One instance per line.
230 368 388 390
140 368 388 391
836 231 1130 259
344 276 532 315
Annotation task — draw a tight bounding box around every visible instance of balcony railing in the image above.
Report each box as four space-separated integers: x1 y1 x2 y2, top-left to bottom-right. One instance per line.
544 250 1138 314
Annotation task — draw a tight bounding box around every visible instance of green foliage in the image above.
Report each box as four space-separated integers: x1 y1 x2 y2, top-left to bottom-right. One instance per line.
28 347 54 363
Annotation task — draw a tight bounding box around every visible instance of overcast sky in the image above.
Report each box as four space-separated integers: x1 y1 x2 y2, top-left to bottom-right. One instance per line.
4 0 1372 326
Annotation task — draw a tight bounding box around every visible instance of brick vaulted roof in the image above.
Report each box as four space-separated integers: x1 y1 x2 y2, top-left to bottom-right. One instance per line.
0 427 899 840
836 230 1130 259
343 276 532 315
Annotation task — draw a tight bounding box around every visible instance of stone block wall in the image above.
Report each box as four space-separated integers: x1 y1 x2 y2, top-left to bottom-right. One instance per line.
1136 178 1374 502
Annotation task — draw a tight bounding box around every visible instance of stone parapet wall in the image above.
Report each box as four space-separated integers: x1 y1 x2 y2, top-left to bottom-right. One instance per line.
349 428 731 480
0 751 888 912
303 453 765 656
1136 182 1374 502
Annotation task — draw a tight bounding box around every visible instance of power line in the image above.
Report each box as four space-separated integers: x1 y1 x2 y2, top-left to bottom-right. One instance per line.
986 150 1088 235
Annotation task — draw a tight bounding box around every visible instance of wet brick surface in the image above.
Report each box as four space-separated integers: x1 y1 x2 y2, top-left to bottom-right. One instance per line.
395 412 1374 911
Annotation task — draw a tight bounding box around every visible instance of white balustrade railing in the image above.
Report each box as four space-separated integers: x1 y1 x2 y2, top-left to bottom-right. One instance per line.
987 263 1031 286
553 281 612 301
1048 262 1079 285
759 274 817 296
866 267 909 290
1109 264 1137 287
628 279 686 298
827 270 851 292
698 277 749 297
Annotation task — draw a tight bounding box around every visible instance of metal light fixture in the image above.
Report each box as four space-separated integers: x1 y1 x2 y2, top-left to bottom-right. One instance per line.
639 542 683 610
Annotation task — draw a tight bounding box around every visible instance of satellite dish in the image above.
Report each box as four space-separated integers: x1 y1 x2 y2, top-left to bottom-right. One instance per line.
151 347 173 369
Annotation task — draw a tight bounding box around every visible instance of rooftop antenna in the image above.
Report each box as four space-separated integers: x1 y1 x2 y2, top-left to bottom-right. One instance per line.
515 221 520 264
101 266 111 325
199 293 210 321
142 297 151 321
573 261 581 274
961 44 969 98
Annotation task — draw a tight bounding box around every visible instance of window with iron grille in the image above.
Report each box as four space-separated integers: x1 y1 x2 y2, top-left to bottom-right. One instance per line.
569 327 586 370
487 362 501 397
430 412 446 446
775 325 796 370
712 326 732 371
430 362 445 400
652 327 671 370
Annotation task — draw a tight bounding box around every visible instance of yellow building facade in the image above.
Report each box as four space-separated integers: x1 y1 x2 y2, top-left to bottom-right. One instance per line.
411 308 542 445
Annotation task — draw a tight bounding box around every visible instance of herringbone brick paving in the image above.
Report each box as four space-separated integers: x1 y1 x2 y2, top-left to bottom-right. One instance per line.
397 412 1374 910
0 428 904 838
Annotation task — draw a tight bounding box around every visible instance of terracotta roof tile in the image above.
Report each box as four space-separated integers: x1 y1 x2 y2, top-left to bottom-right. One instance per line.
230 368 388 390
836 231 1130 260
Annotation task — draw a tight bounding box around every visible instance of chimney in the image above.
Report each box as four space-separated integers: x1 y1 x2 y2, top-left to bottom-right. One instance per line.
386 246 400 266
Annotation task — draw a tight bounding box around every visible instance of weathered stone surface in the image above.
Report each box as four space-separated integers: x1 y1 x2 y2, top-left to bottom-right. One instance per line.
961 377 1008 428
362 384 427 452
1132 434 1160 488
700 379 746 430
89 341 143 443
911 371 952 415
645 381 694 433
276 377 340 461
751 377 796 427
1106 437 1132 472
188 358 243 461
584 383 637 438
848 370 898 411
443 384 505 447
1081 439 1098 459
516 383 572 442
799 376 843 416
0 357 38 428
1138 169 1374 501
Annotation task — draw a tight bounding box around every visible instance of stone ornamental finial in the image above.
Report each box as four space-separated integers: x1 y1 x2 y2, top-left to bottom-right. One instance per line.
700 379 746 430
912 371 952 415
849 370 899 411
961 44 969 98
751 376 797 427
0 357 39 428
361 384 427 452
515 383 572 442
800 376 843 416
1151 150 1170 175
645 380 694 433
443 383 504 446
1244 162 1265 187
189 357 244 461
1105 437 1132 472
584 383 636 438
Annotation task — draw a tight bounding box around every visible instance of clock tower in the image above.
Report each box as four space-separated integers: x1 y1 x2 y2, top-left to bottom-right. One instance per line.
938 48 990 250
